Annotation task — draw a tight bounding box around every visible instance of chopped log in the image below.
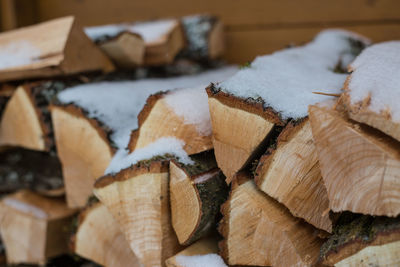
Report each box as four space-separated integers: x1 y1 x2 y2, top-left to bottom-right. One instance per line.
319 215 400 266
170 152 228 245
73 202 141 267
51 104 114 208
165 237 221 267
254 118 332 232
219 172 323 266
98 32 145 68
180 15 225 60
93 160 182 267
0 190 76 265
309 103 400 216
0 148 64 195
0 16 114 82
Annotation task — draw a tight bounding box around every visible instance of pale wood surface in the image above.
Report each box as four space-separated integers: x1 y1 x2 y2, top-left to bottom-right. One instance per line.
74 203 140 267
208 97 274 182
255 120 332 232
0 85 46 150
309 104 400 216
51 106 114 208
94 167 181 267
219 175 323 266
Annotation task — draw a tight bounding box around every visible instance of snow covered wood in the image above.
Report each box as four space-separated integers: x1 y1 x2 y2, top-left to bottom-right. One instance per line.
85 19 185 66
72 202 140 267
218 172 323 266
208 30 368 182
319 215 400 266
309 103 400 216
165 237 220 267
340 41 400 142
0 190 76 265
0 16 114 82
94 159 181 267
170 152 228 245
52 67 236 207
254 119 332 232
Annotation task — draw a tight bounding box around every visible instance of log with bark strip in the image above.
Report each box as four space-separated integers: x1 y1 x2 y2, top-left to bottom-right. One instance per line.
72 201 140 267
0 190 76 265
218 172 323 266
169 151 228 245
309 102 400 216
93 159 182 267
0 16 114 82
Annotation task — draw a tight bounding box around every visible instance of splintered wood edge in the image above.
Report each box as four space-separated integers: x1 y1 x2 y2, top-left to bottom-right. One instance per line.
128 91 167 152
0 84 49 151
50 103 115 155
206 84 285 125
340 76 400 142
94 160 170 189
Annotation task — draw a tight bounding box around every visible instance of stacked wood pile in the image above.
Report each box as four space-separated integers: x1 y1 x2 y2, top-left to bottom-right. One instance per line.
0 13 399 267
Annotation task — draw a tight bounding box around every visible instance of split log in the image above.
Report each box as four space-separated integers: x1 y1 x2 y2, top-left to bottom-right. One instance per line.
0 190 76 265
93 160 182 267
98 32 145 68
0 16 114 82
180 15 225 60
219 172 323 266
309 103 400 216
165 237 221 267
319 215 400 266
254 119 332 232
0 148 64 195
72 202 140 267
169 152 228 245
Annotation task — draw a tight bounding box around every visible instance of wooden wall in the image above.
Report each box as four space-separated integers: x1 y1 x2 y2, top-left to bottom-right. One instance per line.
2 0 400 63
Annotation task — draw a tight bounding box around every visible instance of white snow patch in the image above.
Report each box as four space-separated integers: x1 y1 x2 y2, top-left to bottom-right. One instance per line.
164 87 212 136
219 29 369 120
105 137 193 174
58 66 237 149
348 41 400 122
175 254 228 267
0 41 41 70
3 198 47 219
84 19 176 43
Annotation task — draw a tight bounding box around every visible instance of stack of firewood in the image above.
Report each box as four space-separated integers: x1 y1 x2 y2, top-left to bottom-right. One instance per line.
0 13 399 267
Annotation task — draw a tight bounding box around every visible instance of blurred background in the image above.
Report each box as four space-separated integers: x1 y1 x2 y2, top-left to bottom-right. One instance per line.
1 0 400 63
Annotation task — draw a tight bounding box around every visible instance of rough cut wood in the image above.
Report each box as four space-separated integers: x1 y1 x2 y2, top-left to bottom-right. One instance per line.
319 215 400 266
219 172 323 266
0 190 76 265
0 16 114 82
170 152 228 245
98 32 145 68
254 119 332 232
51 104 114 208
128 91 213 155
94 160 181 267
206 86 281 182
165 236 219 267
72 202 140 267
309 103 400 216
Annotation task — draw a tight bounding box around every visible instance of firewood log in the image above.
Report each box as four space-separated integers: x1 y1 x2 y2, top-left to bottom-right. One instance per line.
309 102 400 216
0 16 114 82
0 190 76 265
219 172 323 266
254 119 332 232
319 214 400 266
169 151 228 245
165 237 221 267
93 160 182 267
72 202 140 267
180 15 225 60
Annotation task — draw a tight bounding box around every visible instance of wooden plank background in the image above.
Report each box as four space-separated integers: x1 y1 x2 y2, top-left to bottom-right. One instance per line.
2 0 400 63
